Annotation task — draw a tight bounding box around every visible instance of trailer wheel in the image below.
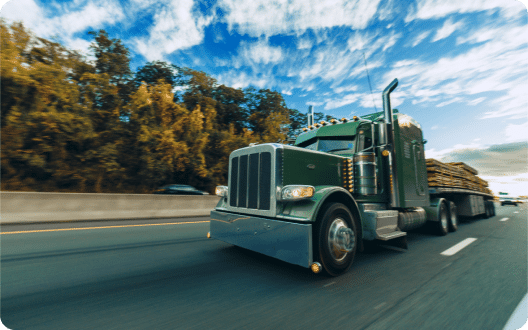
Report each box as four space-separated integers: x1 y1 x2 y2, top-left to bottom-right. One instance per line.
436 202 449 236
448 201 458 232
315 203 358 276
491 202 496 216
484 201 491 219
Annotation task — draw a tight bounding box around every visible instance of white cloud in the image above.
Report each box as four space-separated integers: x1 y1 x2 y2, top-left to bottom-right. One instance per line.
405 0 524 22
505 121 528 142
65 37 92 54
431 125 439 130
432 18 463 42
333 85 359 94
217 0 382 37
238 39 283 67
216 70 275 89
357 93 377 109
273 29 397 94
436 97 462 107
468 97 486 106
429 142 528 178
1 0 44 32
410 31 431 47
296 38 312 50
60 2 124 35
425 142 485 159
133 0 213 61
307 101 325 108
348 30 402 59
481 173 528 196
1 0 125 55
324 94 360 110
482 84 528 120
376 0 397 22
292 45 361 84
384 24 528 120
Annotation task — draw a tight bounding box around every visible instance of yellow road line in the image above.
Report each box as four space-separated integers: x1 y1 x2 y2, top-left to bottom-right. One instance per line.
1 220 210 235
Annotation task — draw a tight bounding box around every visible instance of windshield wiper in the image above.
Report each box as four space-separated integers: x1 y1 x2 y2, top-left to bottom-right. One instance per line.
327 148 352 152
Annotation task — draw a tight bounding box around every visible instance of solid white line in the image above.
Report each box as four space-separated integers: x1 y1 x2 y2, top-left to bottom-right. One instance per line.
503 292 528 330
500 218 510 222
440 238 478 256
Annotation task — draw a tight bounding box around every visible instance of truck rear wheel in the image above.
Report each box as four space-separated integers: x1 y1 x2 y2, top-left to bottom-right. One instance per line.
448 201 458 232
315 203 358 276
484 201 491 219
491 202 496 216
436 202 449 236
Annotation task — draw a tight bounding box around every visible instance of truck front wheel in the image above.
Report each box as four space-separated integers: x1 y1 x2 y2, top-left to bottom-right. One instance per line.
315 203 358 276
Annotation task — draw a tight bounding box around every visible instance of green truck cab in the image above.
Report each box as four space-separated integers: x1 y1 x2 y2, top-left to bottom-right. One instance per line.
209 79 494 276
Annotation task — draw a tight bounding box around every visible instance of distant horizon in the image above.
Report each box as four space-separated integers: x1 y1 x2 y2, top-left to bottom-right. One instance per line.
1 0 527 196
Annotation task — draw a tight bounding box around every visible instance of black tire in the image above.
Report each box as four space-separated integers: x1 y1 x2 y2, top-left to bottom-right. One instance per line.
491 202 496 216
436 202 449 236
483 202 490 219
448 201 458 232
314 203 358 276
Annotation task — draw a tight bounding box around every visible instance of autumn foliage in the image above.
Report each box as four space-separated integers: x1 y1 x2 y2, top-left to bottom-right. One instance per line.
1 21 327 194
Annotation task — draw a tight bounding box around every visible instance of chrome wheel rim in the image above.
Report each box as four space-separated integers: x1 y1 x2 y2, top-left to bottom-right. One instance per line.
328 218 355 262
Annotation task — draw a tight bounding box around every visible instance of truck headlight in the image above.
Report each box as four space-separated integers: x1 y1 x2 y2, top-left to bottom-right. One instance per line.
215 186 228 197
280 185 315 201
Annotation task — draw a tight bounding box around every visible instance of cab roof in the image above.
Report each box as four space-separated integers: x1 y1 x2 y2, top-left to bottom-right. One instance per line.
294 109 400 146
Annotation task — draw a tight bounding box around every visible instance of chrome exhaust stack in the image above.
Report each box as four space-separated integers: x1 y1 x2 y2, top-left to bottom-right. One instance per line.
382 78 400 208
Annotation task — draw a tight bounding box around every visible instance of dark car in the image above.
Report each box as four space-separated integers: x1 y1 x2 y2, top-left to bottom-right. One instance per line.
154 184 209 195
500 197 518 206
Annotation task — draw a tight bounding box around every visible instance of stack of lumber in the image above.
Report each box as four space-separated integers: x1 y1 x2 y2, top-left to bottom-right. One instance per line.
426 159 492 194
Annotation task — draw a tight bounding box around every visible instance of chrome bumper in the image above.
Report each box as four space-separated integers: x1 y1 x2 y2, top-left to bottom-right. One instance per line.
210 210 313 268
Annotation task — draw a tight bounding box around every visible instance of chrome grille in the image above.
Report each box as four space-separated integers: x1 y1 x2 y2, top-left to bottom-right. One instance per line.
229 151 272 210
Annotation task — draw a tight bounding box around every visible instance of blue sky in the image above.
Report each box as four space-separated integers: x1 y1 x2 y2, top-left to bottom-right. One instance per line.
1 0 527 196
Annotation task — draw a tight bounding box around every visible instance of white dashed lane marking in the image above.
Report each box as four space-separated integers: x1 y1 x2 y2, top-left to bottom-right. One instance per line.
440 238 478 256
500 218 510 222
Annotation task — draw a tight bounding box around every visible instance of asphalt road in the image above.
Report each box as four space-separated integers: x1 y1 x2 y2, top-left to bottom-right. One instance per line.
1 205 526 330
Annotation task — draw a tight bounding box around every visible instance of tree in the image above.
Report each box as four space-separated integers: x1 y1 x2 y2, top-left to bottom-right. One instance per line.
213 84 248 133
245 88 290 142
135 61 180 89
88 30 133 104
287 108 307 139
0 21 107 192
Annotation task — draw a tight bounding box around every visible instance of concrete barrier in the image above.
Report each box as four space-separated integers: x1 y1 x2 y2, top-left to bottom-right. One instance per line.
0 192 221 224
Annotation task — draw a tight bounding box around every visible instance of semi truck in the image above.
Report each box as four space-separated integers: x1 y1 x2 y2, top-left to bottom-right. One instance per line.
209 78 495 276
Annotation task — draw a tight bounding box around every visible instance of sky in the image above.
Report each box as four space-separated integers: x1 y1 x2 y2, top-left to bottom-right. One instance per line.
1 0 527 196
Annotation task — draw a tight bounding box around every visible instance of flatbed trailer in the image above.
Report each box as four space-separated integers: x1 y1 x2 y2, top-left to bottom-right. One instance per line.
429 187 495 218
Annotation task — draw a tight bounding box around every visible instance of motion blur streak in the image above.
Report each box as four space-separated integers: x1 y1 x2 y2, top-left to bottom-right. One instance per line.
0 220 210 235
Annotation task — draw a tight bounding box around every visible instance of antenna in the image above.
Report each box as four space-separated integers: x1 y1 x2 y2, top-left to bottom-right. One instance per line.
363 52 378 112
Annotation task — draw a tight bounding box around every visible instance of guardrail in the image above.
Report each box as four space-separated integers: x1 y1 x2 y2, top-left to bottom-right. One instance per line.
0 192 221 224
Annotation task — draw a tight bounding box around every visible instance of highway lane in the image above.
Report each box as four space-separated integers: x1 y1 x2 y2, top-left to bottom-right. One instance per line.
1 205 526 330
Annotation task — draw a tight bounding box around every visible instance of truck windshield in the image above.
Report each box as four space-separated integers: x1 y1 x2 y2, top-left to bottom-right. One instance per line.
302 138 355 153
